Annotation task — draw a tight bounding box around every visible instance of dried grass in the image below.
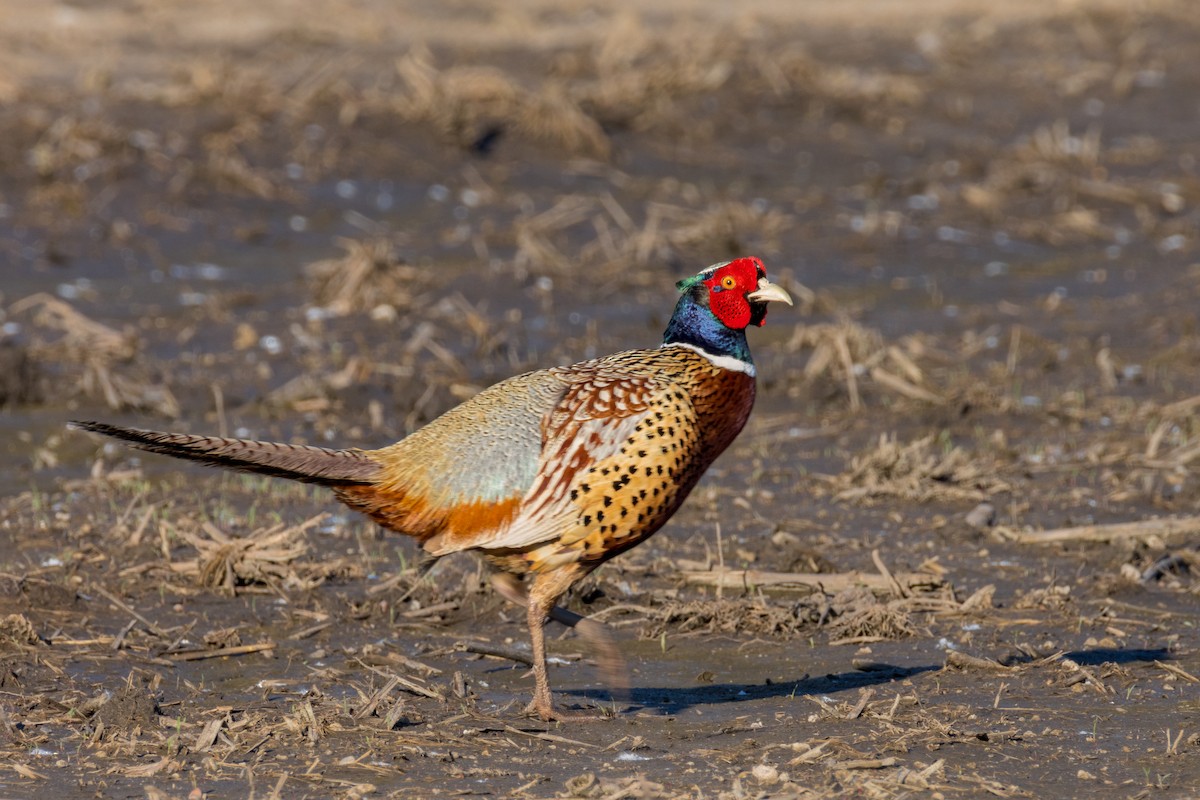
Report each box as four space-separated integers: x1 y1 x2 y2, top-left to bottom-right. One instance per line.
788 321 944 409
1013 584 1072 610
26 116 128 186
395 46 608 157
627 556 959 642
8 294 178 416
560 774 674 799
203 126 281 199
513 194 791 276
958 117 1181 246
169 514 356 595
639 596 819 638
0 614 40 647
10 294 136 362
641 201 791 265
305 237 421 316
513 195 599 274
574 15 738 131
768 50 925 112
825 588 922 641
833 433 1010 504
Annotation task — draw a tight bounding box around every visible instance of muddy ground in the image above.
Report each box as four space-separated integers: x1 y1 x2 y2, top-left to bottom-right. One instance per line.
2 0 1200 797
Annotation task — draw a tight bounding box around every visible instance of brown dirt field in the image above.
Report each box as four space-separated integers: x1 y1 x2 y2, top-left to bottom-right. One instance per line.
2 0 1200 797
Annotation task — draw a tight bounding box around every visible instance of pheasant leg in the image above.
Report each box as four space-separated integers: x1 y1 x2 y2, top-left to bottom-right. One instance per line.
491 573 628 709
525 586 557 720
518 568 612 721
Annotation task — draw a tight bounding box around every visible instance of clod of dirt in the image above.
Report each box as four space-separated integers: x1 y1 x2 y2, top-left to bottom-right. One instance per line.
202 626 243 648
774 539 839 574
1014 584 1072 610
0 340 41 406
2 577 78 611
964 501 997 529
1139 549 1198 585
94 684 160 732
0 665 21 690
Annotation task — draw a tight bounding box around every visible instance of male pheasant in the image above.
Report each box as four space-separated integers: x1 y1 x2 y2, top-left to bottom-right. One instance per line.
72 257 792 721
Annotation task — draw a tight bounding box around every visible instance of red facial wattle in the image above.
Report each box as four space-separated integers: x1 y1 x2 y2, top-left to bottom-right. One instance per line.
703 257 769 330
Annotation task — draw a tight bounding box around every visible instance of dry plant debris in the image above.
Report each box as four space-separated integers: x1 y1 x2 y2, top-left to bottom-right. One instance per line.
8 294 178 416
677 567 941 595
788 321 944 410
637 596 816 638
305 236 422 316
169 513 354 595
614 552 956 642
959 118 1185 247
639 200 791 266
0 613 40 647
395 46 609 157
511 194 791 276
832 433 1010 504
766 49 925 118
573 14 739 129
1001 514 1200 545
825 587 923 641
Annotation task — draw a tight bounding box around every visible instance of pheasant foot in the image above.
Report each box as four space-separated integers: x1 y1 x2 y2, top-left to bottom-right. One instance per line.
522 697 614 722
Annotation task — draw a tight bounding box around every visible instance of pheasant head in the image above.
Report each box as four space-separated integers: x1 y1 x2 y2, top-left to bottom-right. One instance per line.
663 257 793 365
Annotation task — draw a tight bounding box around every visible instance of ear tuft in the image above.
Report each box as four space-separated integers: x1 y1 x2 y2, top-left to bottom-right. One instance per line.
676 272 708 293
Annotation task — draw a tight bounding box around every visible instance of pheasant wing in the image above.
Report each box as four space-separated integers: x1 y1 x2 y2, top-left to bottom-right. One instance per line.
478 361 701 554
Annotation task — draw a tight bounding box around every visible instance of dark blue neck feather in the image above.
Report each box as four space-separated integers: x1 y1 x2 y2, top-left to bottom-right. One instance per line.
662 291 753 364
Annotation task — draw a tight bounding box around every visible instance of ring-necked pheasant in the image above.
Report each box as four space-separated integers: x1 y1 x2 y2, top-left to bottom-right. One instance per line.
71 257 792 721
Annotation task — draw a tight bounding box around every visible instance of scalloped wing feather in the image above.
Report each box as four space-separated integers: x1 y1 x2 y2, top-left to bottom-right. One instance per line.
466 368 697 554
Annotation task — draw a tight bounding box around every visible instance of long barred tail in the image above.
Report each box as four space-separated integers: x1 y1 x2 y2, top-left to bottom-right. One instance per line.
69 421 381 486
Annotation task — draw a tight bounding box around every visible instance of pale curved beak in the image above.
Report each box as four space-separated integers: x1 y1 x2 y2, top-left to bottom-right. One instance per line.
747 277 794 306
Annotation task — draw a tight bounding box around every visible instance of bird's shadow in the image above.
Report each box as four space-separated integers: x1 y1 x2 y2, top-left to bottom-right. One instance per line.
560 646 1172 715
1021 646 1170 667
565 663 936 715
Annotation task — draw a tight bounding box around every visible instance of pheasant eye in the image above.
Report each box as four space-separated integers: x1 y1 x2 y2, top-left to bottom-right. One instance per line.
720 276 737 289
